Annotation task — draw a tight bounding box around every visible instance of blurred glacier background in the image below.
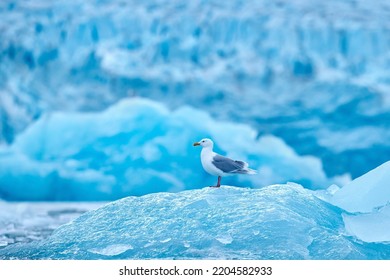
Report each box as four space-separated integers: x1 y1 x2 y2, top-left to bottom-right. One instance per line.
1 0 389 201
1 0 390 259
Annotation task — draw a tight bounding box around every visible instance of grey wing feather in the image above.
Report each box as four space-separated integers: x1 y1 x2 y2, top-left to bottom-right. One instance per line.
212 154 246 173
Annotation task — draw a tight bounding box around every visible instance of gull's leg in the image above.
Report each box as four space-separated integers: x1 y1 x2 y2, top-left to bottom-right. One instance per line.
210 176 221 188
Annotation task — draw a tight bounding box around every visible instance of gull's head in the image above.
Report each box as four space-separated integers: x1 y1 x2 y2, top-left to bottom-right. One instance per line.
193 138 214 148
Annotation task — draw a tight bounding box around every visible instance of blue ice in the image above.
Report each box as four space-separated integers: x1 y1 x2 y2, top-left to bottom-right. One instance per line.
1 0 389 180
0 98 335 201
2 183 389 260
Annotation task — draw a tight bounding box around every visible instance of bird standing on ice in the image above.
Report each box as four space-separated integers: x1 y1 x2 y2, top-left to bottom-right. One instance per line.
193 138 257 188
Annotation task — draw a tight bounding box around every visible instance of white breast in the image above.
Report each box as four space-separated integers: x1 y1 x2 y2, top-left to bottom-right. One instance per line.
200 148 225 176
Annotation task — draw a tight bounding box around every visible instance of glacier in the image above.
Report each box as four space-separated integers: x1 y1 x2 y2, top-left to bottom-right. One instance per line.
1 0 390 182
0 183 389 260
0 98 336 201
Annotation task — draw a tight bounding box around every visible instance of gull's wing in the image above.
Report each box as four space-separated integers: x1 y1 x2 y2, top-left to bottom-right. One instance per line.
212 154 247 173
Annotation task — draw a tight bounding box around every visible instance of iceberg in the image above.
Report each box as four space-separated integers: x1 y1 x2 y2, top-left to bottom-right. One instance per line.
329 161 390 213
2 184 389 260
342 206 390 243
321 161 390 243
0 98 333 201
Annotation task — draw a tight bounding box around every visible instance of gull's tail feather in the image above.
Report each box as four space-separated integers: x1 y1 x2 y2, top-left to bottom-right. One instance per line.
241 161 257 175
244 167 257 175
230 168 257 175
230 163 258 175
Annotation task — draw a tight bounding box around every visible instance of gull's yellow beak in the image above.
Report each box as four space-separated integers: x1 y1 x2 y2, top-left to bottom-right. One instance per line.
193 142 200 146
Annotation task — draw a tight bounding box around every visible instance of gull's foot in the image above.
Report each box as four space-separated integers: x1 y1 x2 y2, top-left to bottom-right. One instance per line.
209 185 220 188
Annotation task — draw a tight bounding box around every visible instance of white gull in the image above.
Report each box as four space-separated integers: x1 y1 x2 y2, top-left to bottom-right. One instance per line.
193 138 257 188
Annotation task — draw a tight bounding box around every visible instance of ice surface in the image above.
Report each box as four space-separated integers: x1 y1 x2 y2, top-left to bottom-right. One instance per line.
1 0 389 180
329 161 390 213
343 205 390 243
0 98 334 201
88 244 134 256
2 184 389 260
0 200 102 248
314 161 390 243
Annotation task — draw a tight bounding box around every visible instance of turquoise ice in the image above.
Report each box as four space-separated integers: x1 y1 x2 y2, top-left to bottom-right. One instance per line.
1 0 389 180
0 98 334 201
2 183 389 260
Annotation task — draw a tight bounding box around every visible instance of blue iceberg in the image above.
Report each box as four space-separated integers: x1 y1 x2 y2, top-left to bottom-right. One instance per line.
0 98 335 201
321 161 390 244
1 183 389 260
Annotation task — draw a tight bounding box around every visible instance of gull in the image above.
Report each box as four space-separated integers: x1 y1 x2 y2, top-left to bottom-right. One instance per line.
193 138 257 188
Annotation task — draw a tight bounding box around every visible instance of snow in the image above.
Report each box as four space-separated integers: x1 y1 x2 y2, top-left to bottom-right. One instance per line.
0 98 334 201
3 184 389 260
